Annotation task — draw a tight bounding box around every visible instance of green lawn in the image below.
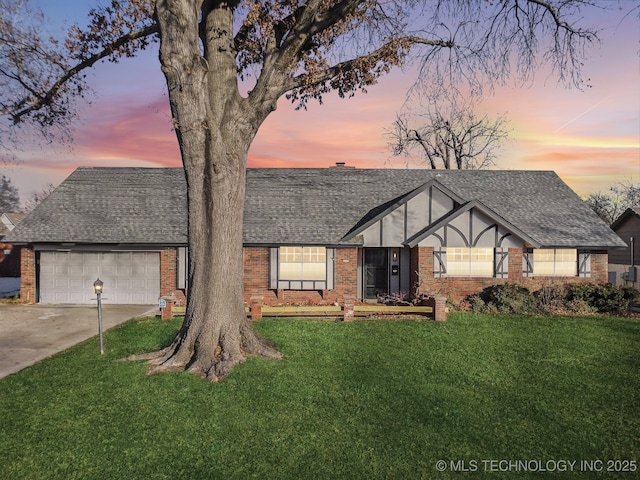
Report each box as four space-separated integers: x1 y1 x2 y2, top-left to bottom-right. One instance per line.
1 313 639 479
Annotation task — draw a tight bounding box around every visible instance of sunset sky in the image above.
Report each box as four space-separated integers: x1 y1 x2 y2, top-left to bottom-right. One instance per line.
2 1 639 203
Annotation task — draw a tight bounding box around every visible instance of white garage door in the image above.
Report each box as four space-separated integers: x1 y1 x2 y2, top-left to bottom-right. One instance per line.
39 251 160 304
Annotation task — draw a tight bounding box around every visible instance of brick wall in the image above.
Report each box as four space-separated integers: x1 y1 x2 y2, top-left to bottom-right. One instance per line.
19 246 36 303
590 252 609 283
334 247 358 298
244 246 269 302
243 246 359 306
160 248 178 296
411 246 433 296
15 244 611 307
412 246 610 304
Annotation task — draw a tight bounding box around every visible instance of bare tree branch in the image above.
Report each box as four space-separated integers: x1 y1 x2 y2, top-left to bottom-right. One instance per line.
387 97 510 169
9 23 158 124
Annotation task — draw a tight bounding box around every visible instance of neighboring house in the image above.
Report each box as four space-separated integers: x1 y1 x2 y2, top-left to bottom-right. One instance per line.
608 207 640 289
0 212 25 278
0 212 25 240
3 166 626 305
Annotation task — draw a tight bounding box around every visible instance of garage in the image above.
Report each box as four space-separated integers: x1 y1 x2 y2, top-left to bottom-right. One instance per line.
39 251 160 304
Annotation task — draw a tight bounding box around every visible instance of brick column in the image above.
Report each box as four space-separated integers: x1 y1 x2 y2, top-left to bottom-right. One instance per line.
425 295 447 322
589 251 608 284
160 292 176 320
159 248 178 297
250 296 263 321
433 295 447 322
508 248 523 281
411 246 435 296
20 246 36 303
343 295 355 321
160 300 173 320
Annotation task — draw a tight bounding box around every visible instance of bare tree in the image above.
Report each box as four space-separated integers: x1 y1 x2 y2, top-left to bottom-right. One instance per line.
1 0 601 380
585 180 640 224
23 182 55 212
388 98 509 169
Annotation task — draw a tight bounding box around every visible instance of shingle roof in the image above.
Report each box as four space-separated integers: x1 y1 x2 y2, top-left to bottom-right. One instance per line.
4 166 626 249
5 168 188 244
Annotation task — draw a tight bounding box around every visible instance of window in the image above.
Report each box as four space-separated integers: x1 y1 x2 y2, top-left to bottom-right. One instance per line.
446 247 494 277
270 247 334 290
279 246 326 281
533 249 577 276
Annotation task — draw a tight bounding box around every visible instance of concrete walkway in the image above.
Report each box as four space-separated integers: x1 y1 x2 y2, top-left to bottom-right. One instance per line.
0 304 156 378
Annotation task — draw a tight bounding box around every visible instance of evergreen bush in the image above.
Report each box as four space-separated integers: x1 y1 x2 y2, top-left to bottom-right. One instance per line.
485 283 537 314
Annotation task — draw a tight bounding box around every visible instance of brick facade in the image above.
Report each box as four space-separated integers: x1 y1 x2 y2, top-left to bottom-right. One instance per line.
19 246 36 303
15 244 610 306
160 248 178 296
159 247 187 305
243 246 358 305
412 246 609 303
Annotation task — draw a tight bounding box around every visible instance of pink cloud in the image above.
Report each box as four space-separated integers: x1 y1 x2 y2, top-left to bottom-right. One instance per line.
73 95 181 167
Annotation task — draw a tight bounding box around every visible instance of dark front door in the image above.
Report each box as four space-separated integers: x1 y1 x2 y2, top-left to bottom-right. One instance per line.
364 248 388 299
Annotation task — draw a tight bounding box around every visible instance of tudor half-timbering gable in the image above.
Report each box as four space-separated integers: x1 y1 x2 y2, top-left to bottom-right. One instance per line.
345 180 534 249
342 180 534 281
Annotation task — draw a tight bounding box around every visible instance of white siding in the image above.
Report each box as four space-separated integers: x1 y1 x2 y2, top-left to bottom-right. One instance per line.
431 187 454 223
406 190 430 239
381 207 405 246
362 221 381 246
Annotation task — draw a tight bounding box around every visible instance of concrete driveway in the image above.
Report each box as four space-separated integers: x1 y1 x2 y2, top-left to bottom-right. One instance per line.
0 304 156 378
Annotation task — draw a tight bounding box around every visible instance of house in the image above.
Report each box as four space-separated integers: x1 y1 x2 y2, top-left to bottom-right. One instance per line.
0 212 25 278
3 166 626 305
608 207 640 288
0 213 25 238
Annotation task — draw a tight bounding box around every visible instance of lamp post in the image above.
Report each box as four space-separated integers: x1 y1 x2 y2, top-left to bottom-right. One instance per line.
93 278 104 355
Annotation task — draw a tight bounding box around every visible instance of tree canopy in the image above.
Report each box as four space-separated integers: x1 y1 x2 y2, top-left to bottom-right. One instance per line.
2 0 599 136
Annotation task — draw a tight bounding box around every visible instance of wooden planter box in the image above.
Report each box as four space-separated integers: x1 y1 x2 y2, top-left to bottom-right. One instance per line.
353 305 433 316
261 305 343 317
171 304 434 319
256 304 433 318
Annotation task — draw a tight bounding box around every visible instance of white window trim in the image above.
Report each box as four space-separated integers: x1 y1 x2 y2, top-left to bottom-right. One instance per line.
444 247 495 277
531 248 578 277
269 247 335 290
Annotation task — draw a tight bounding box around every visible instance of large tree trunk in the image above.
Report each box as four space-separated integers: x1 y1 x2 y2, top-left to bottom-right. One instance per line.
138 0 281 381
145 142 281 381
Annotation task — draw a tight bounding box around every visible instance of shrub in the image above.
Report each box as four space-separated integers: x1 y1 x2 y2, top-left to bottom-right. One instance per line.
378 291 433 306
566 283 598 304
377 291 411 306
567 283 640 314
484 283 537 314
467 294 486 313
566 299 597 316
535 282 568 312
